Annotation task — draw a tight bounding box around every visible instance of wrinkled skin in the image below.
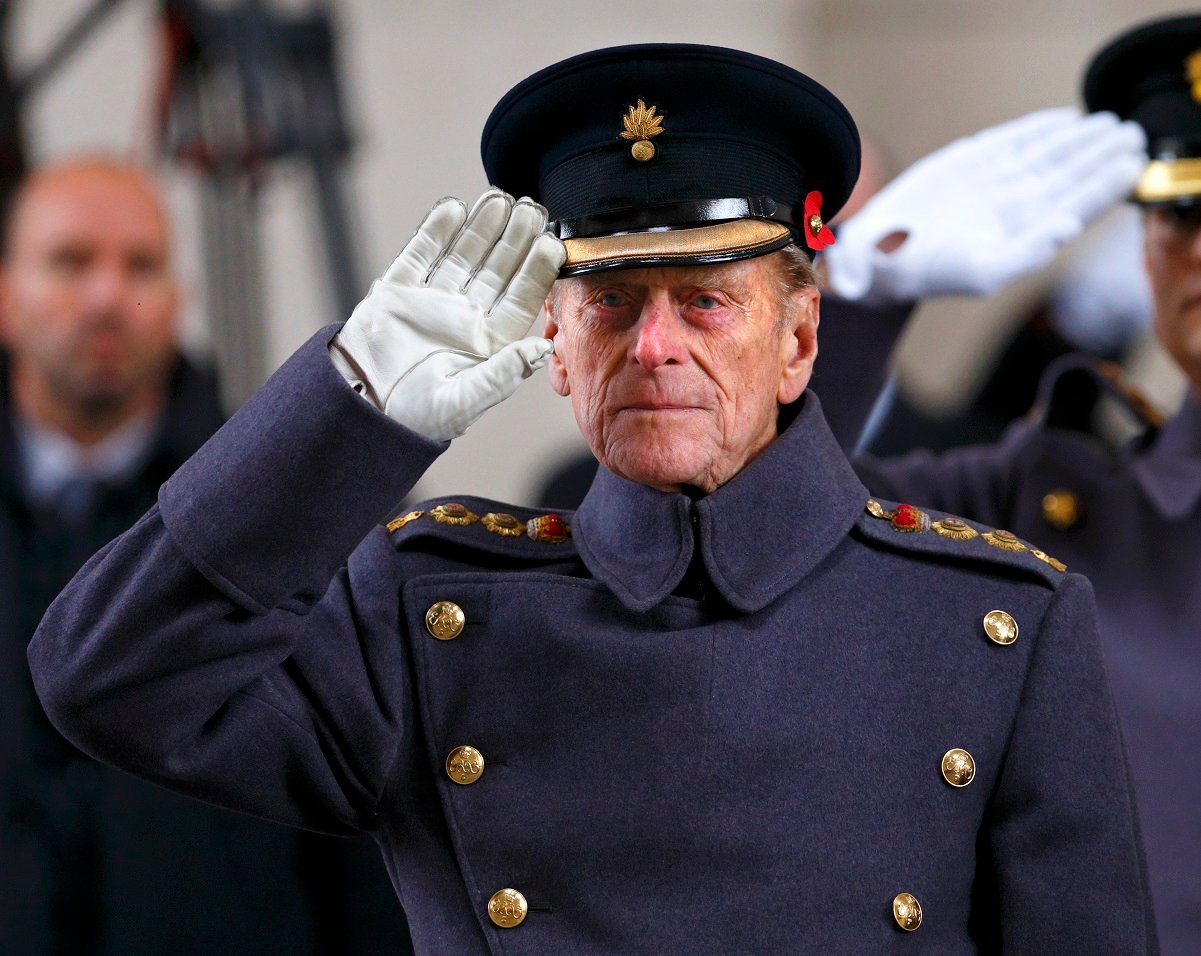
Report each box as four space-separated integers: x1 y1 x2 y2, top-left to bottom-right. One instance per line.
1144 203 1201 394
0 160 179 445
545 253 819 494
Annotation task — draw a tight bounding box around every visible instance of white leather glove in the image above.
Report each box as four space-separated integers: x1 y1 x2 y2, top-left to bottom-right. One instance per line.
330 189 565 442
823 108 1148 303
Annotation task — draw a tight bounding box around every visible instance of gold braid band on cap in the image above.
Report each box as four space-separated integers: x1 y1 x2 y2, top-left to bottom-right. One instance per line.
1135 158 1201 203
563 219 792 270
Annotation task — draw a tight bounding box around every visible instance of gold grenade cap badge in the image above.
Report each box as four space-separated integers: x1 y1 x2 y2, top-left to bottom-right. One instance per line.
620 99 666 161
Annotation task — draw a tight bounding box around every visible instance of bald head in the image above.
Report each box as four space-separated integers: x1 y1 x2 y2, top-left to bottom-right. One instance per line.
4 159 172 259
0 158 180 443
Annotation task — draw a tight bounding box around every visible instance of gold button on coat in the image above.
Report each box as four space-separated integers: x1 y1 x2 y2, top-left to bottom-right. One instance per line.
445 745 485 785
1042 489 1081 530
892 892 923 931
983 609 1019 645
941 748 976 787
425 601 465 640
488 888 528 928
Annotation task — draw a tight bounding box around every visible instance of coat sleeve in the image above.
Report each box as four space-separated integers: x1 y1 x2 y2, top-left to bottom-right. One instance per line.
852 427 1029 528
984 572 1158 954
28 326 446 835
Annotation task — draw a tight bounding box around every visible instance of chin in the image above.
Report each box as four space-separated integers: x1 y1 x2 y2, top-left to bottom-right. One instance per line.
606 448 708 491
598 415 728 489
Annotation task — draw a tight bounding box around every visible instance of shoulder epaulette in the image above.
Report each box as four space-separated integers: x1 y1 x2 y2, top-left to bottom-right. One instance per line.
1031 354 1165 433
385 495 577 559
856 498 1068 588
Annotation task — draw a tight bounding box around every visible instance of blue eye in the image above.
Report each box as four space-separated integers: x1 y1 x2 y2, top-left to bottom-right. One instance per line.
693 294 720 310
599 292 626 308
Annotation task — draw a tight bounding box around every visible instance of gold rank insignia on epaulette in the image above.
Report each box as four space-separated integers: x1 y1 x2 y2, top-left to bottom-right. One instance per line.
388 510 424 530
864 500 1067 573
931 517 977 541
386 502 572 543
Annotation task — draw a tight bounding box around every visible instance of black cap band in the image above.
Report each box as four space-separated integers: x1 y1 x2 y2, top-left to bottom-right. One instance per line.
552 197 797 239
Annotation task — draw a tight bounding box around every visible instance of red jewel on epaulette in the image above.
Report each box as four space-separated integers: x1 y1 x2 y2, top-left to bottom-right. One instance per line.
526 513 570 543
890 503 930 533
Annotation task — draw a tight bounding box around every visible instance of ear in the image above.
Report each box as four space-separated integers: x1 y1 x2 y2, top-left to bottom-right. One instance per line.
777 285 819 405
543 297 570 397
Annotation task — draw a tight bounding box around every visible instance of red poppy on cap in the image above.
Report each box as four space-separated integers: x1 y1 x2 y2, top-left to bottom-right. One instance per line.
803 191 835 251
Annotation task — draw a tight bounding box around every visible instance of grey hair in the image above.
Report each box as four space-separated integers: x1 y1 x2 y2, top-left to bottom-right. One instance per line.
768 244 818 332
772 243 818 296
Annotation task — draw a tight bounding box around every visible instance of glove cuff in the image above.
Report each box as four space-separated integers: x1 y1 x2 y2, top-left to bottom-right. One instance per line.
328 336 384 410
823 239 875 301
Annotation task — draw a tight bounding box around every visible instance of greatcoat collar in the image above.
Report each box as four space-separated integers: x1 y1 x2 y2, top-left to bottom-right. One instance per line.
573 391 868 613
1132 388 1201 520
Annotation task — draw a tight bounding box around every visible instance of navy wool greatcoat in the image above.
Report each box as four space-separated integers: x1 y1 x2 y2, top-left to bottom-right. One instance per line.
29 328 1155 954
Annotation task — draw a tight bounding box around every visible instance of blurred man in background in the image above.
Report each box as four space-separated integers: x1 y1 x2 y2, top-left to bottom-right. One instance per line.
0 157 410 954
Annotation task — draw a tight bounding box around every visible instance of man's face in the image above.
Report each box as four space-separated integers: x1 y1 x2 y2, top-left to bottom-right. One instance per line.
0 164 179 420
1144 203 1201 389
545 254 819 494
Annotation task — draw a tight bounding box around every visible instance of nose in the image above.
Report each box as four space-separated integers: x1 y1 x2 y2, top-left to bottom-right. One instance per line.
81 260 129 316
629 295 688 369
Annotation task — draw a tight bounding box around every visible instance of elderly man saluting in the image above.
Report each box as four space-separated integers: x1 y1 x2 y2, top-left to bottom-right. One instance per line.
29 45 1155 953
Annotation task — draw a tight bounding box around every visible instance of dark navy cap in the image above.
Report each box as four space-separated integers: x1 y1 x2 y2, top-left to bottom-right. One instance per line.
481 43 860 275
1085 14 1201 205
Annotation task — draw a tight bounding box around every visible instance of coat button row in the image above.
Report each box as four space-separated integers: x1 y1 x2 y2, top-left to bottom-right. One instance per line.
426 601 465 640
488 885 929 933
488 888 528 928
436 592 980 937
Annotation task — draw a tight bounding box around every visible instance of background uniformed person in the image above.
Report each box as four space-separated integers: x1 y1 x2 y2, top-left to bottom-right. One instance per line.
28 45 1155 952
819 15 1201 953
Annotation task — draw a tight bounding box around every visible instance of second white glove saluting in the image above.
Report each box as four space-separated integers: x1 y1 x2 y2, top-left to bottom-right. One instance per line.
331 189 566 442
823 107 1148 303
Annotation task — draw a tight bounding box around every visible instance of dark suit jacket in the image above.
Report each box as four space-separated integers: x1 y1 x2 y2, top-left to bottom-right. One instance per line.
0 351 408 955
